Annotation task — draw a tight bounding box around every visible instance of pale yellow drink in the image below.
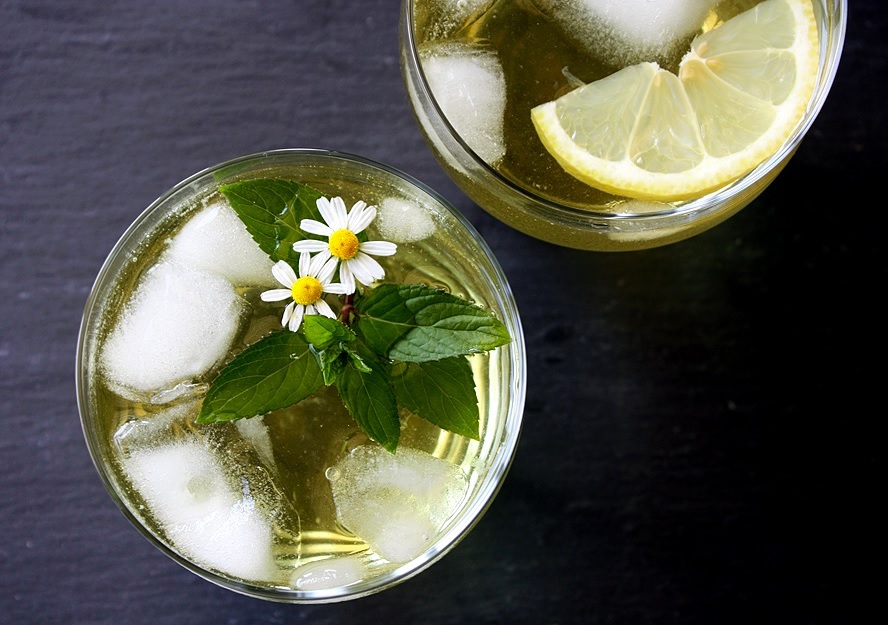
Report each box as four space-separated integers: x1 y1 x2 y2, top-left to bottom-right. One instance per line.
77 150 525 602
402 0 845 250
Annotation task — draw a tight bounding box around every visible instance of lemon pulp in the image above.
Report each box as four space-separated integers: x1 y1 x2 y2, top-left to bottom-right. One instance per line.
531 0 820 201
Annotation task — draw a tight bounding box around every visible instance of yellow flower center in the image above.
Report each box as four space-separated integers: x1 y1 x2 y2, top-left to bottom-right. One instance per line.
329 229 360 260
291 276 323 306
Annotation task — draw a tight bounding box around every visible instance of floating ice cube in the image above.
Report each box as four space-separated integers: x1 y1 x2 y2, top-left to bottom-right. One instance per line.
420 44 506 166
328 445 468 564
290 557 364 591
376 198 436 244
421 0 496 40
235 416 275 469
165 199 277 287
112 401 197 452
99 260 244 399
124 439 273 581
544 0 719 65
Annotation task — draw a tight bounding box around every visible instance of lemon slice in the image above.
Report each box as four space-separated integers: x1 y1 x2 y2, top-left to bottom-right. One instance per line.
530 0 820 201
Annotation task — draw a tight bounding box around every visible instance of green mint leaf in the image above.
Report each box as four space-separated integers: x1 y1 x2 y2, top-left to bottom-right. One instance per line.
354 284 511 362
336 342 400 452
219 178 324 263
343 345 372 373
304 316 360 384
392 357 480 440
303 315 355 350
317 348 349 386
197 330 322 423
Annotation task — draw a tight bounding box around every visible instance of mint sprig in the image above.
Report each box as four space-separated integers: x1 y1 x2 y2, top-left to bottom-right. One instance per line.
197 178 511 452
303 315 371 385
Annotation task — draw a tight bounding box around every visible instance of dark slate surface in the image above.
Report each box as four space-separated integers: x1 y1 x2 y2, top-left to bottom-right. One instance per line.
1 1 884 624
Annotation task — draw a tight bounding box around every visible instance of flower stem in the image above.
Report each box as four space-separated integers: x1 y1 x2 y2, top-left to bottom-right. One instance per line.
339 293 356 326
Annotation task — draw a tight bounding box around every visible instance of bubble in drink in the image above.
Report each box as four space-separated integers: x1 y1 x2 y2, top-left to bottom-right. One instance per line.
329 445 468 564
99 260 244 398
419 44 506 166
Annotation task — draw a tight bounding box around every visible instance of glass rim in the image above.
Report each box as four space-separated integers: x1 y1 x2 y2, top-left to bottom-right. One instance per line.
75 147 528 603
401 0 848 224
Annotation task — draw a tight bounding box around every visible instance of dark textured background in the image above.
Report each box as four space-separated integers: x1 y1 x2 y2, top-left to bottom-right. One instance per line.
1 1 884 624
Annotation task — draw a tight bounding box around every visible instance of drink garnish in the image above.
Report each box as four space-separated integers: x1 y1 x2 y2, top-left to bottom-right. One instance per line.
196 179 511 452
531 0 820 201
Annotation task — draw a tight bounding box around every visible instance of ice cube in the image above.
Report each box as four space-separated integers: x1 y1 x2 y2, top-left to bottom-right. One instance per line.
328 445 468 564
235 416 275 469
124 439 273 581
112 401 197 452
420 44 506 166
99 260 244 399
290 557 364 591
420 0 496 40
544 0 719 65
165 199 277 287
376 198 436 244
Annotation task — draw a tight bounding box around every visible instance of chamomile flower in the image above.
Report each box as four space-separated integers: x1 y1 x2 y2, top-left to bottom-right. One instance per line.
260 253 349 332
292 196 397 294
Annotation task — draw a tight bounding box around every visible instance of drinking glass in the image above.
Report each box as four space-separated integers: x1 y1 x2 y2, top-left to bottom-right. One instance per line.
76 149 526 602
400 0 847 251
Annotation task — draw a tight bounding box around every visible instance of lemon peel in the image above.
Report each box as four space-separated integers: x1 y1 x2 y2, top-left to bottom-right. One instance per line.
531 0 820 201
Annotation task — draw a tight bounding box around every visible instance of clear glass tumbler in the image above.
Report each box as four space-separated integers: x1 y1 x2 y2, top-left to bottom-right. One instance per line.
400 0 847 251
76 149 526 602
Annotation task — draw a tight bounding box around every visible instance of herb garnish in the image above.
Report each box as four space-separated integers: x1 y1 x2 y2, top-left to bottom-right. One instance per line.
196 179 510 452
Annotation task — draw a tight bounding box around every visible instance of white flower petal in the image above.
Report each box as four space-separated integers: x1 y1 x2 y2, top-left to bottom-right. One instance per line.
315 299 335 318
311 248 333 269
316 255 339 284
293 239 330 254
339 262 356 294
288 305 305 332
300 219 333 237
324 282 350 295
347 203 376 234
261 288 292 302
293 239 329 253
329 197 349 229
307 250 328 277
298 251 312 277
352 253 386 281
305 304 317 316
315 197 336 228
281 301 296 327
317 196 346 230
272 260 297 288
360 240 397 257
345 256 378 287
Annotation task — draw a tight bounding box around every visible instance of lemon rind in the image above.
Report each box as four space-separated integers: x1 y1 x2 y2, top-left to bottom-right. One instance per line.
531 0 820 202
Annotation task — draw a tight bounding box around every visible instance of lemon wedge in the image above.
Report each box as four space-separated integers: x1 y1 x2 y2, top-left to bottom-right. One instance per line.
530 0 820 201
